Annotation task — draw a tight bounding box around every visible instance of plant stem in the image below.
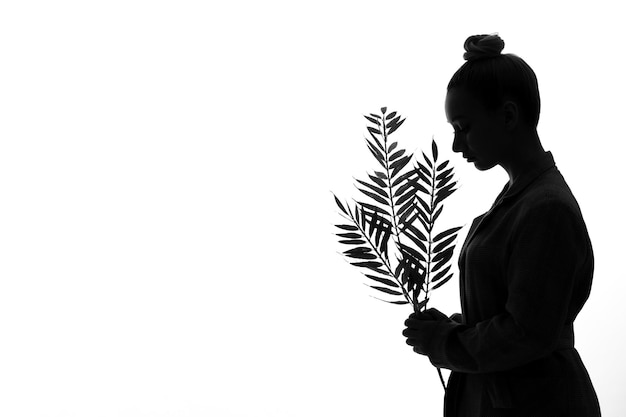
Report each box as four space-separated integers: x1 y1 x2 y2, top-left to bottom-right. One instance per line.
422 162 437 312
437 368 446 391
428 162 447 392
382 114 401 240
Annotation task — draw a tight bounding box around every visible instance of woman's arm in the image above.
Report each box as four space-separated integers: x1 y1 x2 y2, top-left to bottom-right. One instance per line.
405 200 592 373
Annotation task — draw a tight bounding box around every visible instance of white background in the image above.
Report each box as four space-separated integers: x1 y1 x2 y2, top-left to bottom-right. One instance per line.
2 1 625 416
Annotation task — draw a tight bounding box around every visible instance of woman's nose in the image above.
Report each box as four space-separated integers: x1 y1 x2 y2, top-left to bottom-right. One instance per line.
452 133 464 153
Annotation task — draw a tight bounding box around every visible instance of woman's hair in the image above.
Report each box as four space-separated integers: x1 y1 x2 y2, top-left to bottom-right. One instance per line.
448 34 541 128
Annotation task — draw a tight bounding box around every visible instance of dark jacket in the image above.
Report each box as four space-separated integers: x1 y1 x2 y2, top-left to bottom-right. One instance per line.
423 152 601 416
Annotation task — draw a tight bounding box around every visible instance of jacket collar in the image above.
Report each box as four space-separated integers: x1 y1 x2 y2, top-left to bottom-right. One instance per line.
491 151 556 208
459 151 557 265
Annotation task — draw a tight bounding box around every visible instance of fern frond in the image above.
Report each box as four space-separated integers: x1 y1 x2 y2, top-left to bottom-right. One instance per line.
335 113 463 311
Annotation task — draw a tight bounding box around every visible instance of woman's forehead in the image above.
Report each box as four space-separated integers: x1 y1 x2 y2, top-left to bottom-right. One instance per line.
445 87 487 122
445 89 470 121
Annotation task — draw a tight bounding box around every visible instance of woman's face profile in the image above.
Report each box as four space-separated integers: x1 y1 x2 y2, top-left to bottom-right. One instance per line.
445 87 508 171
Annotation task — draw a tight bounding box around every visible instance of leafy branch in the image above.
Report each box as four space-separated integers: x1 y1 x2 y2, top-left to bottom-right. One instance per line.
332 107 463 391
333 107 461 310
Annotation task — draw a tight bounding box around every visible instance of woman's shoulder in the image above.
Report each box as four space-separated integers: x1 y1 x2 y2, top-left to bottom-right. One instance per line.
517 167 585 220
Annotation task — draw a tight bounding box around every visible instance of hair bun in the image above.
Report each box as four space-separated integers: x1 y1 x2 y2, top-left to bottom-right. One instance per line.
463 34 505 61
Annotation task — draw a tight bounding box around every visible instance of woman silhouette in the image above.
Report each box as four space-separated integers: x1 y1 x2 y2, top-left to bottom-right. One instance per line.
402 34 601 416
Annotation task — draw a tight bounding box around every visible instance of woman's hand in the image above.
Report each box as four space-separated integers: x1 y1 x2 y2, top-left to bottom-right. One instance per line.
403 308 449 355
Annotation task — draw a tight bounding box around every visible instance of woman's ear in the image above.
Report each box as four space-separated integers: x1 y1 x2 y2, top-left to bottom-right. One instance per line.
503 100 519 130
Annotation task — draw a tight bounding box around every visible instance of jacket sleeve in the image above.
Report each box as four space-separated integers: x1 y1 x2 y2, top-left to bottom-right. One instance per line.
423 200 590 373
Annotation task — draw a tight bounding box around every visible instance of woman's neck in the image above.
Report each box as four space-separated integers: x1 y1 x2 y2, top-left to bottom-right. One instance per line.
501 129 545 187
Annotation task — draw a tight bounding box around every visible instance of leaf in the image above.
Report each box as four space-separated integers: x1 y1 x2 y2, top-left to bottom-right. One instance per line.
364 274 399 287
337 232 361 239
375 225 391 250
352 261 384 269
339 239 367 245
391 170 415 187
395 253 424 290
367 126 382 136
393 181 411 197
364 115 380 125
359 204 367 230
416 210 430 231
395 188 416 207
430 252 450 272
383 300 410 305
409 178 430 194
370 286 403 296
369 174 387 188
431 265 452 282
334 194 348 215
422 151 433 169
437 174 454 189
432 274 453 290
432 247 454 264
393 180 413 197
385 111 397 120
389 149 406 161
399 243 426 262
402 227 428 253
381 107 387 114
346 251 378 260
366 209 379 239
370 134 386 153
335 224 359 231
357 201 391 217
394 257 404 277
387 117 405 135
390 155 411 175
367 140 386 168
356 179 389 199
397 197 415 218
344 246 371 255
432 139 439 162
364 266 392 277
433 235 456 253
434 183 457 206
398 206 418 226
409 200 429 223
365 128 385 153
437 160 450 171
374 171 388 179
358 188 389 206
403 222 427 242
398 204 416 226
381 230 390 258
432 205 443 223
416 164 432 186
436 168 454 181
433 226 463 242
387 116 401 130
417 195 431 215
394 178 427 197
368 213 392 248
388 142 398 153
369 113 382 119
437 181 457 195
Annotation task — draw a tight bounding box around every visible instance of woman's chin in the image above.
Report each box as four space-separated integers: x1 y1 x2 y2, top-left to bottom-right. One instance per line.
471 160 496 171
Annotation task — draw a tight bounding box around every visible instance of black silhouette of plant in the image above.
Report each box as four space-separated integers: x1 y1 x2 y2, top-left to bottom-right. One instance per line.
332 107 462 390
